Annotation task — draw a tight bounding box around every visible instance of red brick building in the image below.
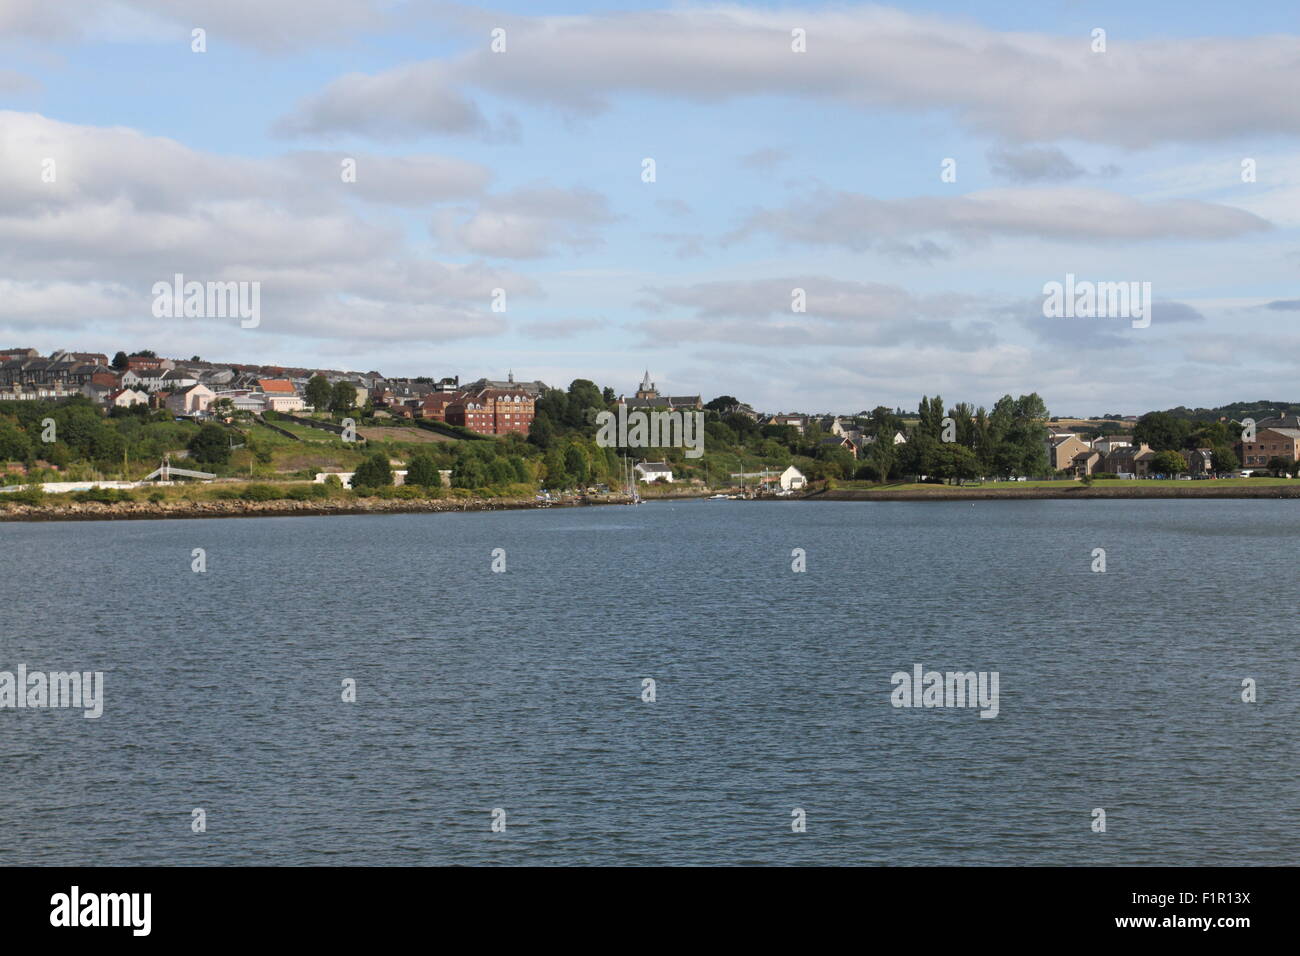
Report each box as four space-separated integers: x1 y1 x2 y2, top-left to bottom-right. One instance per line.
445 387 536 435
420 393 457 422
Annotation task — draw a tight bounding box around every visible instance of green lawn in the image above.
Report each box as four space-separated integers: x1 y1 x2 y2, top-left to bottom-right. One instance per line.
268 421 346 443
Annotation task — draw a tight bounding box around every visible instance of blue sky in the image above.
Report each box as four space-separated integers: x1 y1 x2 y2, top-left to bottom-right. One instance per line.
1 1 1298 415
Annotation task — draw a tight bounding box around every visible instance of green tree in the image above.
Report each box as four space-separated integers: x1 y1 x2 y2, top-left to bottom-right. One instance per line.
330 381 358 413
1211 444 1239 473
405 453 441 487
305 375 333 412
352 452 394 488
452 456 486 488
917 395 945 440
543 447 569 489
187 424 232 465
528 414 557 448
564 445 589 486
1134 412 1191 451
111 351 129 371
565 379 606 430
0 421 32 462
864 435 897 481
1151 449 1187 476
934 443 980 484
1266 455 1294 477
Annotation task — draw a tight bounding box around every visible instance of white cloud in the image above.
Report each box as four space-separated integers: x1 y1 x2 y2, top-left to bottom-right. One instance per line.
430 184 614 258
732 186 1270 252
280 6 1300 147
0 111 532 344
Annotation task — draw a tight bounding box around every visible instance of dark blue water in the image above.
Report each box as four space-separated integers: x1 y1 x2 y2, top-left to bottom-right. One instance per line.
1 499 1295 865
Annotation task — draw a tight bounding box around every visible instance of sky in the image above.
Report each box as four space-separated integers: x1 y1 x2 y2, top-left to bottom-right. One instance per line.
1 0 1298 416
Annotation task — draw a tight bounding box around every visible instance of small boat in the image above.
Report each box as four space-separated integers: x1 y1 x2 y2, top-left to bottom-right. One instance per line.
708 493 728 499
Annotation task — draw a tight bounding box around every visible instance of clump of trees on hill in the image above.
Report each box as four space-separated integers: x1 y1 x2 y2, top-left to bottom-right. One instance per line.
0 397 194 476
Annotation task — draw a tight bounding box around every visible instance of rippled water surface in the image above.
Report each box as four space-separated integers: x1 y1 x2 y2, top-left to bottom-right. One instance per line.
2 499 1296 865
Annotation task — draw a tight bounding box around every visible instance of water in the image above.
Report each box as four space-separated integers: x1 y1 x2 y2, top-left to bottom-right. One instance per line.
1 499 1296 865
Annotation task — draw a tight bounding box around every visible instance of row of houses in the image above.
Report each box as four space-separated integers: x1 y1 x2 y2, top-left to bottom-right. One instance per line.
1048 418 1300 476
370 373 545 436
1 354 712 441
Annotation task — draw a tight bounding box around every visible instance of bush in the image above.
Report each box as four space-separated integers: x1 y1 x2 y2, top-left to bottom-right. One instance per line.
238 484 282 501
73 487 134 504
285 484 329 501
352 452 394 489
148 491 166 503
10 484 45 505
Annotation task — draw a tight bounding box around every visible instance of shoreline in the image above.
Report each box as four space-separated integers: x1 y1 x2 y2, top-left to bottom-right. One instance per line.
0 494 629 522
0 487 714 523
6 483 1296 520
799 485 1300 502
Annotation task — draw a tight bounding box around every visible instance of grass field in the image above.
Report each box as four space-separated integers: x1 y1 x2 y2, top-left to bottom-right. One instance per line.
835 478 1294 491
268 421 346 443
357 425 456 444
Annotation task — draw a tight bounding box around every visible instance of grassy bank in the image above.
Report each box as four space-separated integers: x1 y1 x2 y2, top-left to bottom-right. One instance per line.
0 480 633 521
804 478 1300 501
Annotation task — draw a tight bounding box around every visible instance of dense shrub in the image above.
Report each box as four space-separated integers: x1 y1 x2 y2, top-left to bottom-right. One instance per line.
72 488 134 503
9 485 44 505
238 484 281 501
285 484 329 501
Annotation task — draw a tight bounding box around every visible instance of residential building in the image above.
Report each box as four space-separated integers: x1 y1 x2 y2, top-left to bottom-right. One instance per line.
1048 434 1092 472
121 367 166 391
766 414 807 435
166 383 215 416
1184 448 1215 475
445 396 494 432
107 387 149 408
460 372 547 398
1102 443 1157 477
1071 450 1103 477
634 461 673 483
776 465 806 491
1092 437 1131 454
1241 427 1300 468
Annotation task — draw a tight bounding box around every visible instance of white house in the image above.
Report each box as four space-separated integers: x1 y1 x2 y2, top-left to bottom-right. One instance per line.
861 430 908 446
634 461 673 483
264 393 306 413
166 383 215 416
107 387 149 408
777 465 807 491
120 368 165 391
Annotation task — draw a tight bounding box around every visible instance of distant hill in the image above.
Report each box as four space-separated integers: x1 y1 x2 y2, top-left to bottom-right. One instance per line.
1149 401 1300 422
